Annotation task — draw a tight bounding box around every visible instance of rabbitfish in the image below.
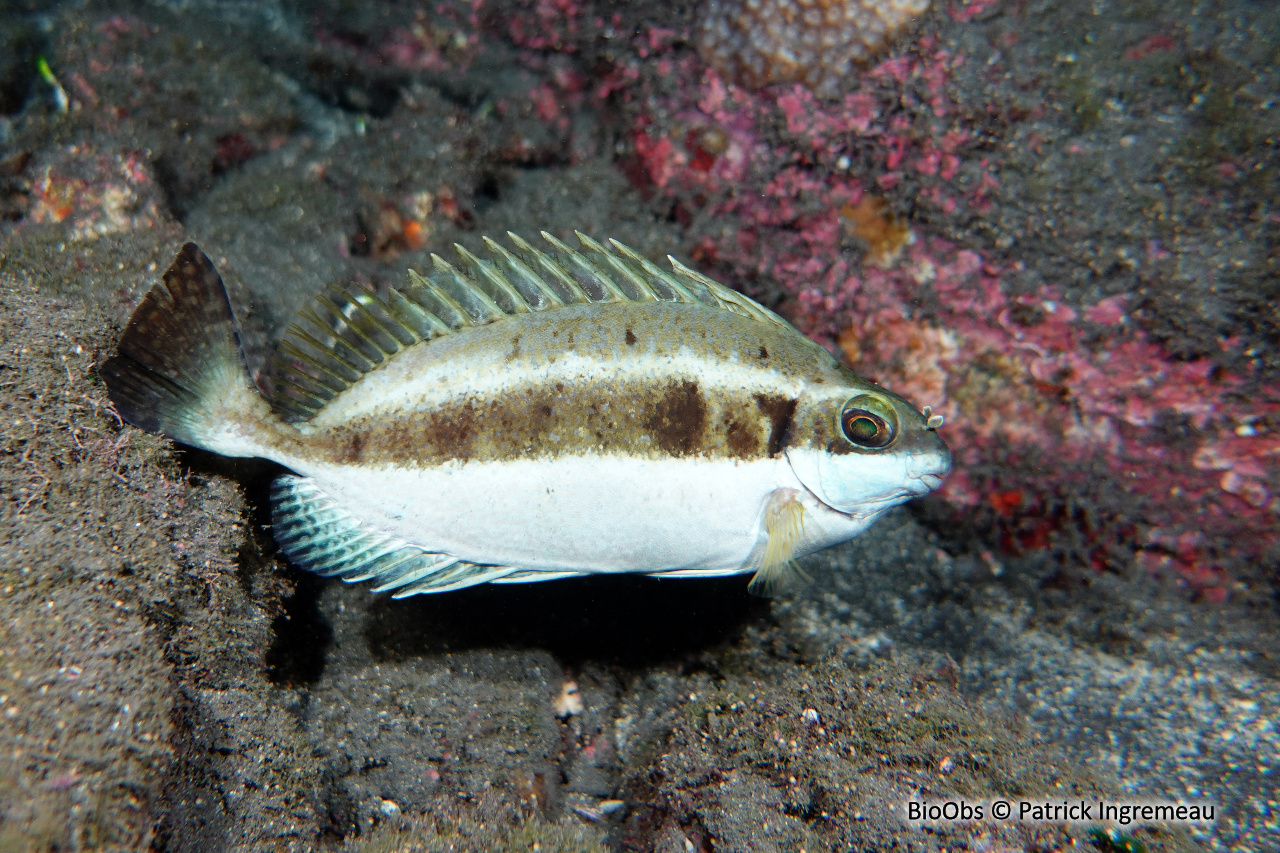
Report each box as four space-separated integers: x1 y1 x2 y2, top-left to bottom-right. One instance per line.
102 233 951 596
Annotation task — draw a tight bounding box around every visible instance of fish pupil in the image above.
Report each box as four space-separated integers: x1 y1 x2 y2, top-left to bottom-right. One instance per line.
841 409 891 447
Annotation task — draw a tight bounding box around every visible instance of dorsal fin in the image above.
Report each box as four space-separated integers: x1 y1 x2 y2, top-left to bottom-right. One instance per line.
269 231 794 421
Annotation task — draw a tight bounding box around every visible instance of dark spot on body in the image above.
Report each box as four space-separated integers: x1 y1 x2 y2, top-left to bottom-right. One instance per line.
725 417 757 457
509 335 521 361
625 328 637 346
343 430 366 463
431 399 478 458
647 380 707 456
758 345 769 359
754 394 797 457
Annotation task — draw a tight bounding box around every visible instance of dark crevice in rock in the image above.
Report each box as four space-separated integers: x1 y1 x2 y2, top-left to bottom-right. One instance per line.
265 571 334 687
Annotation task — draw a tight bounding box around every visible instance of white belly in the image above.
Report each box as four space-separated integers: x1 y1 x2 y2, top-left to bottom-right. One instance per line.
285 454 803 574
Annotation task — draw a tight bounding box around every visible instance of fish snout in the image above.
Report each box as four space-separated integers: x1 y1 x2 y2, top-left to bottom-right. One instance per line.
905 445 952 495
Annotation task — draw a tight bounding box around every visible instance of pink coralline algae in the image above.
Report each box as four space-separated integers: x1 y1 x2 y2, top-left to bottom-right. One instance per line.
696 0 933 97
18 146 166 243
838 244 1279 594
504 16 1279 599
325 4 484 72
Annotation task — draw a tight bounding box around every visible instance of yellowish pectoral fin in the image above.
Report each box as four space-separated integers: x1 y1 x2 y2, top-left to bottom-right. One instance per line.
748 490 811 597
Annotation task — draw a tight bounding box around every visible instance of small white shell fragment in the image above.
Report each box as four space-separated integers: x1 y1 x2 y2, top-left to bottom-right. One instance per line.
802 707 820 724
555 681 584 718
599 799 626 815
568 796 628 822
378 798 400 817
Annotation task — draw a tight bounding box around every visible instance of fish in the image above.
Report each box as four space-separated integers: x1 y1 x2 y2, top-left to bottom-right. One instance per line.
101 233 951 597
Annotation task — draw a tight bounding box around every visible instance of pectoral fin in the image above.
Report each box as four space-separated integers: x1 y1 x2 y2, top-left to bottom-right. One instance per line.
747 489 811 597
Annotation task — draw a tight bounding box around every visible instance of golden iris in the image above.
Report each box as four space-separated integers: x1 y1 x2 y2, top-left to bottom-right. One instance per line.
839 395 897 449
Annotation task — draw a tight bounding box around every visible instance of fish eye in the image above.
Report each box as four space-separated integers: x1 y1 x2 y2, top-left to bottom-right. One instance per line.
839 396 897 449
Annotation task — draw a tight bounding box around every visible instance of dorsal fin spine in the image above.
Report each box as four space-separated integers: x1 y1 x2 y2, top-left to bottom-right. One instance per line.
667 257 731 311
541 230 629 302
609 239 702 302
269 356 337 399
668 256 780 325
281 324 365 381
298 306 378 371
507 232 592 303
574 231 662 301
276 339 356 388
312 293 393 360
353 286 416 347
482 236 566 308
277 385 327 416
431 254 506 322
386 287 449 340
323 289 400 356
272 368 330 406
454 243 531 314
407 268 470 329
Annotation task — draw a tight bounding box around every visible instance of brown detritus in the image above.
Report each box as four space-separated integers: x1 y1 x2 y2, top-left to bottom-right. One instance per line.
839 196 913 269
613 629 1187 853
698 126 729 156
0 283 302 848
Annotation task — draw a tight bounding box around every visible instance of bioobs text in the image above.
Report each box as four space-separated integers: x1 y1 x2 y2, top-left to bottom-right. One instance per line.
906 800 984 821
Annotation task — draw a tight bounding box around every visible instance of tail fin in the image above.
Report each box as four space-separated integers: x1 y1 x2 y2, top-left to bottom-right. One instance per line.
101 243 264 454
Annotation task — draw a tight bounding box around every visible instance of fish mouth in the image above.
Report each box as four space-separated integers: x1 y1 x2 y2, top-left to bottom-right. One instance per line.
907 472 945 495
905 444 952 496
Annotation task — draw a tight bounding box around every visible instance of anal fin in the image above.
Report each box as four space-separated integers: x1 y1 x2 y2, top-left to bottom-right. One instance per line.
270 476 520 597
490 570 590 584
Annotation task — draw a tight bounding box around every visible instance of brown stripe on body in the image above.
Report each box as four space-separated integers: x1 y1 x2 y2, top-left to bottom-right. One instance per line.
270 299 862 467
314 376 803 465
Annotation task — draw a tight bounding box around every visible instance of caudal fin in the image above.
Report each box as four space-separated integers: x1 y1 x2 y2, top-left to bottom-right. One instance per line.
101 243 262 453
